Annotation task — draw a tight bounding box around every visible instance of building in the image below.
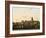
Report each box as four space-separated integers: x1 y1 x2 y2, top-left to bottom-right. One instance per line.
13 17 40 30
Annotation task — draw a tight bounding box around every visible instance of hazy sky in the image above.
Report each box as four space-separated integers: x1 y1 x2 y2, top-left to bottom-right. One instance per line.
13 7 40 22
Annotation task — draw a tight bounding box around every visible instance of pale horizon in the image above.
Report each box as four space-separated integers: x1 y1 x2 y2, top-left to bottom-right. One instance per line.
13 7 40 22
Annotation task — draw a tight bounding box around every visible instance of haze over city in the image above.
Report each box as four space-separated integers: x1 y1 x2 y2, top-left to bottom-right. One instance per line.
13 7 40 22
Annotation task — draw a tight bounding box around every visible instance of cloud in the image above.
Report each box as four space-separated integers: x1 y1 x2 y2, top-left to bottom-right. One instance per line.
13 7 40 22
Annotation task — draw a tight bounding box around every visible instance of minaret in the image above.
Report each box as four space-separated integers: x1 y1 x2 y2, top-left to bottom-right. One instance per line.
31 17 33 21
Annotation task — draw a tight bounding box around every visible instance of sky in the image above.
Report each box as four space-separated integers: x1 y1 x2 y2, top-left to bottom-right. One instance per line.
12 7 40 22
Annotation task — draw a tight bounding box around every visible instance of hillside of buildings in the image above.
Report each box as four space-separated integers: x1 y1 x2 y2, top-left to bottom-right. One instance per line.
13 17 40 30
